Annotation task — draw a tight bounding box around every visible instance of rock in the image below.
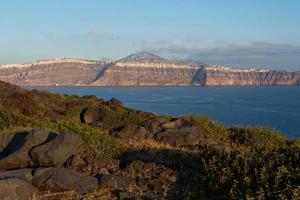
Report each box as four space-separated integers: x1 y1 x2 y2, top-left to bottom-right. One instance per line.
154 127 201 146
141 120 162 134
116 191 136 200
161 119 185 129
106 98 123 108
81 106 101 124
32 167 98 194
0 168 33 182
0 178 37 200
30 132 83 167
0 129 55 170
99 174 132 190
65 155 87 170
113 124 152 141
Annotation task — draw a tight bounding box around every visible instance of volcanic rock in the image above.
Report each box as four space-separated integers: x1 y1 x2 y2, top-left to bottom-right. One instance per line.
0 178 37 200
32 167 98 194
30 131 83 167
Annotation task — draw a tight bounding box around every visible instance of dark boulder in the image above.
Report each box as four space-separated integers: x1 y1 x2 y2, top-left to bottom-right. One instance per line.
154 126 202 147
30 132 83 167
0 168 33 182
0 167 98 194
112 124 153 141
0 178 37 200
105 98 123 108
81 106 101 124
32 167 98 194
0 129 54 170
114 191 136 200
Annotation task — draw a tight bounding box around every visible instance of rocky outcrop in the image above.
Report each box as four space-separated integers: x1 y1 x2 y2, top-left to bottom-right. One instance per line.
0 52 299 86
0 129 83 169
0 129 98 195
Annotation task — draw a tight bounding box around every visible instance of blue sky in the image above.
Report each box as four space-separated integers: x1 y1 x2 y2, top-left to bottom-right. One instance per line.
0 0 300 69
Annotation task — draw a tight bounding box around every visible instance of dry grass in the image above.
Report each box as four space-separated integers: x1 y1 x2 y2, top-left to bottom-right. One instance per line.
128 138 174 150
37 189 117 200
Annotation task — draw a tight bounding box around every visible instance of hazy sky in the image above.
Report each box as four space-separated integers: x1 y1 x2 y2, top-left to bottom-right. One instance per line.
0 0 300 69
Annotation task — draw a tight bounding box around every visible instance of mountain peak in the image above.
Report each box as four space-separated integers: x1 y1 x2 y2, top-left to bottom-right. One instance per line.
120 51 166 62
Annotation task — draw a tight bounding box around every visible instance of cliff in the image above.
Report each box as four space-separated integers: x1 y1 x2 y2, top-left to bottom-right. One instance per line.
91 52 204 86
205 66 300 86
0 58 107 86
0 52 299 86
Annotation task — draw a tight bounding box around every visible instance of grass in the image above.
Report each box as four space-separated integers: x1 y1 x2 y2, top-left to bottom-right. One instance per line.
0 108 127 158
183 115 230 142
97 105 147 128
228 126 288 150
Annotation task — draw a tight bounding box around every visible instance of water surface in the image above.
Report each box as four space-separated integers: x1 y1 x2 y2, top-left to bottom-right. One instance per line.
26 86 300 138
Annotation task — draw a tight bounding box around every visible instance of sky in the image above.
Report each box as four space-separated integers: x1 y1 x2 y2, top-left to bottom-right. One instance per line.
0 0 300 69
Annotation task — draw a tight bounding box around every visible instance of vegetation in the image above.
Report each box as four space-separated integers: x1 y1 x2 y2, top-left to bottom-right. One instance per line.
0 108 127 158
0 86 299 200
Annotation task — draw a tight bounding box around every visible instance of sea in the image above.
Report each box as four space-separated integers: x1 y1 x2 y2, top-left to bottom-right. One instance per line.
25 86 300 138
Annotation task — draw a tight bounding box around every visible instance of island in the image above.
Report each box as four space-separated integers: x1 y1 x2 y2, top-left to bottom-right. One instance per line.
0 52 299 87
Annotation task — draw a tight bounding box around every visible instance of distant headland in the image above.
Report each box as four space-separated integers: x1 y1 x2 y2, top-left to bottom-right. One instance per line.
0 52 299 87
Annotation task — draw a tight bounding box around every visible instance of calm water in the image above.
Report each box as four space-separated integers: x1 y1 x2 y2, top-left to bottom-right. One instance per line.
25 86 300 138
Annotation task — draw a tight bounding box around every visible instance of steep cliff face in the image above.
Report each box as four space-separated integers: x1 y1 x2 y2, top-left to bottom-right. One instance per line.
91 52 203 86
0 58 107 86
205 66 300 86
0 53 299 86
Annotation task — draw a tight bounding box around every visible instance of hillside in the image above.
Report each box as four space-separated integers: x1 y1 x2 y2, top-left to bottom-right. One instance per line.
0 81 299 199
0 52 299 87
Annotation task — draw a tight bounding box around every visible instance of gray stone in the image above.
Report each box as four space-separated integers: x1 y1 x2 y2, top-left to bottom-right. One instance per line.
0 168 33 182
32 167 98 194
81 106 101 124
0 178 37 200
114 124 152 141
154 127 201 146
0 129 54 170
118 191 136 200
30 132 83 167
161 119 184 129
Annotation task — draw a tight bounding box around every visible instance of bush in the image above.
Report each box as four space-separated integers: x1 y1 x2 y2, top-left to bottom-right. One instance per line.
183 115 230 142
228 127 288 150
187 146 300 200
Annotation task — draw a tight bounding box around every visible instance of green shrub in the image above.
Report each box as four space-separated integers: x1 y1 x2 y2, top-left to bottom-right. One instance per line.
54 121 127 158
183 115 230 142
187 145 300 200
99 105 147 128
228 127 288 150
0 108 127 158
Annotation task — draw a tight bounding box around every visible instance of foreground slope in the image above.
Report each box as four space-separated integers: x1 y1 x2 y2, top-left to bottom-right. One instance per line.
0 81 299 199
